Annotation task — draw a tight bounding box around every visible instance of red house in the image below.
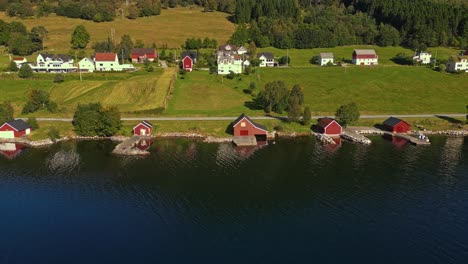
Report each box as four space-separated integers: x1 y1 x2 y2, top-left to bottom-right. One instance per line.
232 114 268 138
133 121 153 136
317 118 342 135
383 117 411 133
131 48 157 63
181 51 197 72
0 119 32 139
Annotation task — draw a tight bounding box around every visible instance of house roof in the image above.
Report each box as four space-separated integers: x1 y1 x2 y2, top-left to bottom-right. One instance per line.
383 117 409 127
131 48 156 55
320 53 334 59
257 52 274 60
232 114 267 132
40 53 72 62
219 44 238 52
13 57 25 61
317 118 340 129
181 50 197 60
3 119 31 131
133 120 153 131
353 49 377 56
94 53 117 61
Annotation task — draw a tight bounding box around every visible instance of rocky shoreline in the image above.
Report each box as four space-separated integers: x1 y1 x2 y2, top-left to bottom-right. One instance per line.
0 129 466 148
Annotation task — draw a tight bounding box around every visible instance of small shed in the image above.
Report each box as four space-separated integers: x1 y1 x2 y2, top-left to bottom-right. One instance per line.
383 117 411 133
181 51 197 72
232 114 268 138
317 118 342 135
133 121 153 136
0 120 31 139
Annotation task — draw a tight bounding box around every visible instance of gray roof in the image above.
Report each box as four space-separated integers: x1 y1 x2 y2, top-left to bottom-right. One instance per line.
181 50 197 60
257 52 274 60
40 53 72 62
232 114 267 132
131 48 156 55
353 49 377 56
383 117 409 127
5 119 31 131
320 52 334 59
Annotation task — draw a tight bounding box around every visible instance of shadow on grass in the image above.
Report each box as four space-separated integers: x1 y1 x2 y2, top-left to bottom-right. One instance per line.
225 123 234 135
244 99 264 111
435 115 464 124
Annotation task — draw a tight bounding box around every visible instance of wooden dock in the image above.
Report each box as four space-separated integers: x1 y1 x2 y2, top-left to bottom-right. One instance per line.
386 132 431 145
233 136 257 146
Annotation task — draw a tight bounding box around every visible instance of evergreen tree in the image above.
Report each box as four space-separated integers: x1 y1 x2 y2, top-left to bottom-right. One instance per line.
287 84 304 122
71 25 90 49
302 106 312 126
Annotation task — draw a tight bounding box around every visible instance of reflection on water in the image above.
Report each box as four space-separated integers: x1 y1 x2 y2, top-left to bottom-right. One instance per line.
0 137 467 263
0 143 25 159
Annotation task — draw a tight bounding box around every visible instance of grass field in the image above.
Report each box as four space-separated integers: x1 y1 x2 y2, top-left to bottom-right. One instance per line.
259 46 463 67
0 67 176 116
166 67 468 116
0 7 235 51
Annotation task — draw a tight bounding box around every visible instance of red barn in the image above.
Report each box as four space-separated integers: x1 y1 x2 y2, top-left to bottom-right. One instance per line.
0 120 32 138
133 121 153 136
317 118 342 135
352 49 379 65
383 117 411 133
181 51 197 72
232 114 268 138
131 48 157 63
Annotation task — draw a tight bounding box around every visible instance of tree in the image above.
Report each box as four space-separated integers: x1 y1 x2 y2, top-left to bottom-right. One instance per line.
72 103 121 136
71 25 90 49
257 80 289 113
438 64 446 72
335 102 360 127
377 23 400 46
302 106 312 125
18 64 33 78
117 34 134 62
0 101 14 124
8 61 18 72
279 56 291 66
8 33 35 55
22 90 57 114
229 24 249 46
30 26 48 51
127 5 140 19
287 84 304 122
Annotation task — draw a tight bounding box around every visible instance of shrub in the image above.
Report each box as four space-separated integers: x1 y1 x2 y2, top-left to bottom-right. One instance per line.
273 125 283 132
18 64 33 78
438 64 447 72
146 65 154 72
27 117 39 129
226 71 236 79
46 101 58 113
9 61 19 72
54 74 65 83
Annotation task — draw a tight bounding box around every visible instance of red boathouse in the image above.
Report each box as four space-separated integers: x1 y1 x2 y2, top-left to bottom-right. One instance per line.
383 117 411 133
0 119 32 139
317 118 342 135
232 114 268 138
181 51 197 72
133 121 153 136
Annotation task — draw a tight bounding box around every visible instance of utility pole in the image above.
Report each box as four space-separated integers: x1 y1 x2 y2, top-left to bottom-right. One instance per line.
121 48 124 65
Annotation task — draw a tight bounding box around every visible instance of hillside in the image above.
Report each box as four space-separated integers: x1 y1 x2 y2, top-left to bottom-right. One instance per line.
0 7 235 51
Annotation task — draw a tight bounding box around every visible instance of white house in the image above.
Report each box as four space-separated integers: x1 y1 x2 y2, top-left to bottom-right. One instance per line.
218 55 243 74
31 54 77 73
78 57 95 72
257 52 275 67
446 55 468 72
319 52 334 66
237 46 248 55
94 53 123 71
352 49 378 65
12 57 27 68
413 51 432 64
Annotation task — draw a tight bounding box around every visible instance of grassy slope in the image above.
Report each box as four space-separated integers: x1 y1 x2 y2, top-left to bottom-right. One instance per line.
0 67 176 116
166 67 467 116
259 46 462 66
0 7 235 52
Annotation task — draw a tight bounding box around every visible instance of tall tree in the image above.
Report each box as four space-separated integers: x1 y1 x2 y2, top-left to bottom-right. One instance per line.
71 25 90 49
0 101 14 124
117 34 134 62
257 80 289 113
335 102 360 127
287 84 304 122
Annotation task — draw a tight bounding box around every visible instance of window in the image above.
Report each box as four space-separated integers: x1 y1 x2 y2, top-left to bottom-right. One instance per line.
241 122 246 127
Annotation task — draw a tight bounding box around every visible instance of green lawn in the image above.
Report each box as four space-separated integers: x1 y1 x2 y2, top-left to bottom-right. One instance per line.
167 66 467 116
258 45 462 67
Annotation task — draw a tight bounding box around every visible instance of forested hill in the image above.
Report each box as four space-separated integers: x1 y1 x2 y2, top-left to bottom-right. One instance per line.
0 0 467 49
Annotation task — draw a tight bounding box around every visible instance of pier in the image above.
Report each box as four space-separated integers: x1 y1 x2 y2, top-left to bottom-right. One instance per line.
113 136 152 155
387 132 430 145
341 128 373 145
345 127 431 146
233 136 257 146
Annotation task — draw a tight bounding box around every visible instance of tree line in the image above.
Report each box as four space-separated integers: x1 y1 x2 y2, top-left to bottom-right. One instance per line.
0 20 47 55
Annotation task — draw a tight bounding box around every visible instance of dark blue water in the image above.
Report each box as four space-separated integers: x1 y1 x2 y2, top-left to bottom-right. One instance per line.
0 137 467 263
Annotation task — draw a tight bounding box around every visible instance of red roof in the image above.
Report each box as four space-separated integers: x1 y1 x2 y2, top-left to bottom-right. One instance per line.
13 57 25 60
95 53 117 61
317 118 339 129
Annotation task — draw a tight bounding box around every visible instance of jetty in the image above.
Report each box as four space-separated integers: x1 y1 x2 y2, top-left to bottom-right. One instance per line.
233 136 257 146
389 132 430 145
345 126 430 146
341 128 373 145
113 136 152 155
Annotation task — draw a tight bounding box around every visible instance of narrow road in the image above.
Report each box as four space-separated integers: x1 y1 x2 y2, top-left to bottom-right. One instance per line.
30 113 467 122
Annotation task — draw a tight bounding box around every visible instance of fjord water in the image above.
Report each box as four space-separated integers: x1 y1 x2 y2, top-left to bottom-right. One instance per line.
0 137 467 263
